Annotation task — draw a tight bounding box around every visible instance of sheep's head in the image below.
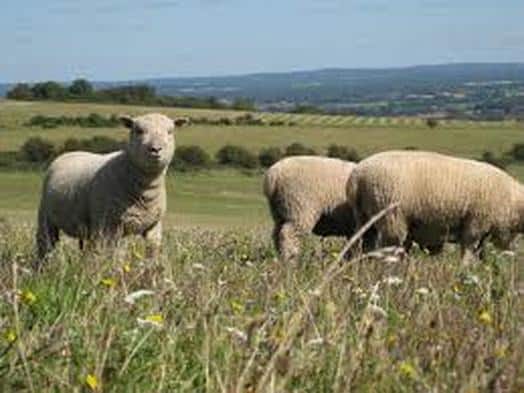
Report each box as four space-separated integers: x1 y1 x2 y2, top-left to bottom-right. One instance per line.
119 113 189 174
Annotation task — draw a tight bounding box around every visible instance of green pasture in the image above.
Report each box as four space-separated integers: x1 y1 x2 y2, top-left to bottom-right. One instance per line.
1 100 524 227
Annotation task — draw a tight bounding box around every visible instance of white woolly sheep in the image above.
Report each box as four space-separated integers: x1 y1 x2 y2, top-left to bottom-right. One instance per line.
263 156 356 262
347 150 524 264
36 113 189 263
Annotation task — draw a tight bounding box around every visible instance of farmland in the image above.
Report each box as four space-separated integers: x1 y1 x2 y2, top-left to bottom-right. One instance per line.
0 100 523 391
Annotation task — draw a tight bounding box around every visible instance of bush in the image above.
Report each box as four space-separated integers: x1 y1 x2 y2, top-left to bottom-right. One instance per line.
509 143 524 161
285 142 316 157
173 145 211 170
61 136 124 154
480 151 509 170
326 144 360 162
216 145 258 169
27 114 120 129
21 137 56 162
426 118 439 129
258 147 283 168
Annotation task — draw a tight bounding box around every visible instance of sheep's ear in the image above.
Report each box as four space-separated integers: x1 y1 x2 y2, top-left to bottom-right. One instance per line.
118 115 135 129
174 117 190 128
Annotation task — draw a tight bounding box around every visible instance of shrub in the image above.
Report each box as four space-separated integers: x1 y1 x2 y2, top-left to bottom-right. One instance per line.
326 144 360 162
285 142 316 157
509 143 524 161
61 136 123 154
173 145 211 170
258 147 283 168
480 151 509 170
216 145 258 169
426 118 439 129
21 137 56 162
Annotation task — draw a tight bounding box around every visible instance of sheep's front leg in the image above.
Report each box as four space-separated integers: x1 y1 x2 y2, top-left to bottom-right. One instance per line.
143 221 162 260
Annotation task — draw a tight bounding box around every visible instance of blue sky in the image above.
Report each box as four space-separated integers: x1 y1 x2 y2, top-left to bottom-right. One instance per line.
2 0 523 82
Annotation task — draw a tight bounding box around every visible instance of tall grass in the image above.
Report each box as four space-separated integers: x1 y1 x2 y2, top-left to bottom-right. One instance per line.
0 222 522 392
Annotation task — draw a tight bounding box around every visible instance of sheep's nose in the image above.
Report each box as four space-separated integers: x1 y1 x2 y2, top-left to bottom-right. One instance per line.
149 146 162 154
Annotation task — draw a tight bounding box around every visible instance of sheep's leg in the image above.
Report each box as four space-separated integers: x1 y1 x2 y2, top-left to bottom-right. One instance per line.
376 215 408 249
36 211 59 263
144 221 162 260
276 222 301 263
460 220 485 266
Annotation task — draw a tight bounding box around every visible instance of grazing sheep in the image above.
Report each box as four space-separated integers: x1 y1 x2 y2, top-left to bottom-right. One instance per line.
347 150 524 264
263 156 356 262
36 113 189 263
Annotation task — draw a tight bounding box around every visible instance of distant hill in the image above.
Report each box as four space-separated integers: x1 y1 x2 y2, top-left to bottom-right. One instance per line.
138 63 524 104
3 63 524 119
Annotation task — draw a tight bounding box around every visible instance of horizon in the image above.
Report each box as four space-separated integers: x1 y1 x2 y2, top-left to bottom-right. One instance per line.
3 0 524 84
2 61 524 85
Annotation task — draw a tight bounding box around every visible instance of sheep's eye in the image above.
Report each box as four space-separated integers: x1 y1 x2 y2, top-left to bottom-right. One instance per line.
134 127 145 135
168 128 174 135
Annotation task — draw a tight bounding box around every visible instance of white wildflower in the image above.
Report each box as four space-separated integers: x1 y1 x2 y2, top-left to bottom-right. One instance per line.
225 327 248 344
367 304 388 319
416 287 430 296
307 338 327 347
383 256 400 263
383 276 403 286
124 290 155 305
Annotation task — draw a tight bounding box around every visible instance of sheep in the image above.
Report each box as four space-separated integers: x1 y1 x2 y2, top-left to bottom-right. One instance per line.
263 156 356 262
36 113 189 263
346 150 524 264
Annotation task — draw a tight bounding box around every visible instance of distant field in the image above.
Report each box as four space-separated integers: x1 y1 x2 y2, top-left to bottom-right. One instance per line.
1 100 523 158
1 100 524 227
0 170 269 229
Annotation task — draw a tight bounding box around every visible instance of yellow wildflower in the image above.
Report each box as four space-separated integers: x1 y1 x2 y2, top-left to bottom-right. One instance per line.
494 344 508 359
123 263 131 273
146 314 164 324
100 278 116 288
4 330 16 343
85 374 98 391
478 310 492 326
21 290 37 305
230 300 244 314
399 361 417 379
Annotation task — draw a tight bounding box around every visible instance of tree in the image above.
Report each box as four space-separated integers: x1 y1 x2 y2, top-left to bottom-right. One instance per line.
69 79 93 96
6 83 33 100
31 81 66 100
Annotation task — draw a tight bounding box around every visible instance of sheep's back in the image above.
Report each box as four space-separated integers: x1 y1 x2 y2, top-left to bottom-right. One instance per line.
265 156 355 224
354 151 517 227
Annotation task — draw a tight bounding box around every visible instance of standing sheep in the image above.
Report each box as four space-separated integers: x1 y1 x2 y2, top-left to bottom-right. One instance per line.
36 113 189 263
347 150 524 264
263 156 356 262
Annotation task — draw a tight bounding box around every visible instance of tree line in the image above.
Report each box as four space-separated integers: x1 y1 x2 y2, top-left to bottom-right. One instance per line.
6 79 256 111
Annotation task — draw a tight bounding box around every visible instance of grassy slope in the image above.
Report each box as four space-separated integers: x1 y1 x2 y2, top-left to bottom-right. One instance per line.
0 102 522 391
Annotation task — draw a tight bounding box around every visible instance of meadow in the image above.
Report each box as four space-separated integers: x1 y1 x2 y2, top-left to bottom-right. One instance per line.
0 100 523 391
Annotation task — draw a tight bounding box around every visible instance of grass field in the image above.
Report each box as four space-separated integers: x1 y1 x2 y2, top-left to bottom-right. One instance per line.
0 100 523 391
1 99 524 226
0 224 522 392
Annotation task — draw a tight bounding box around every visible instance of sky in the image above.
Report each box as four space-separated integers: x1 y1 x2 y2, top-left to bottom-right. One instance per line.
1 0 523 83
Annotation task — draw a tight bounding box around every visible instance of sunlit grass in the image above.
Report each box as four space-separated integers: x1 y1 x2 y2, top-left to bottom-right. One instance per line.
0 223 522 391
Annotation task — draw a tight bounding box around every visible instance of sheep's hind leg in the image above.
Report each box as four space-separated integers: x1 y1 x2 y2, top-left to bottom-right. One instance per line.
276 222 301 263
36 212 59 265
460 219 487 266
